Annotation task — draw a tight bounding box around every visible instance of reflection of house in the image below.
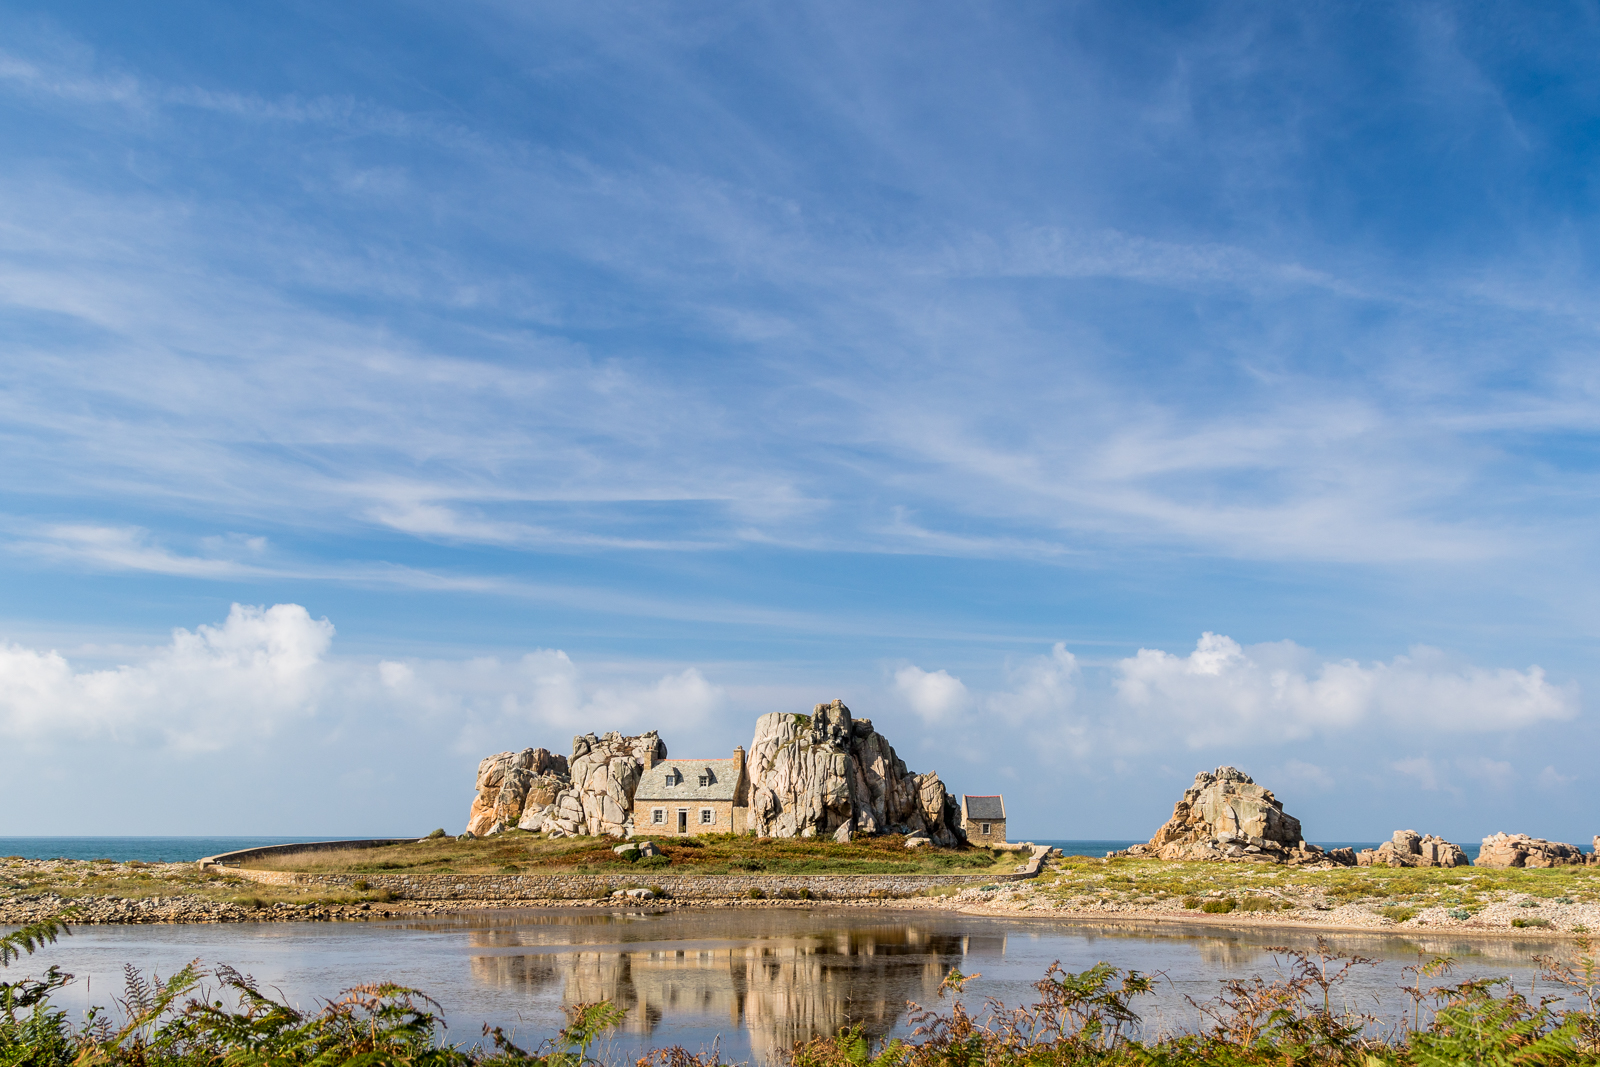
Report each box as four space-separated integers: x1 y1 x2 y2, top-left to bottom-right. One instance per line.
469 922 981 1064
633 747 750 835
960 795 1006 844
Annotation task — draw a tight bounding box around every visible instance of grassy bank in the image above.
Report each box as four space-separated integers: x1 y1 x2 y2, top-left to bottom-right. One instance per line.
242 831 1021 877
1 856 403 913
1038 855 1600 918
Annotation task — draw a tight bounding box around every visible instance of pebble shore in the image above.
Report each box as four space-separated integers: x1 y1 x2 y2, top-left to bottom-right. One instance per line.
4 856 1596 939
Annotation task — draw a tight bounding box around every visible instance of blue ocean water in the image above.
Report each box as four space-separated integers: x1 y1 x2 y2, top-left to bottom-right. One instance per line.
1038 838 1483 862
2 836 1483 864
0 837 361 863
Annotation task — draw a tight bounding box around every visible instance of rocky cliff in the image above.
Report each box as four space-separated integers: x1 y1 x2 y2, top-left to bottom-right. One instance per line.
746 699 963 846
1113 766 1344 865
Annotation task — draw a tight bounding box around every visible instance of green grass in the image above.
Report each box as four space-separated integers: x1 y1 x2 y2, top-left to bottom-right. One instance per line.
1037 855 1600 916
0 857 401 910
239 830 1017 878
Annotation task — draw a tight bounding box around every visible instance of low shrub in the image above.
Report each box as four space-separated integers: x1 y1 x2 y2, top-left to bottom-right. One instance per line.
637 854 670 869
1182 896 1201 909
1448 908 1472 920
746 887 766 899
1512 917 1553 928
1237 895 1278 912
426 828 447 838
1379 905 1418 923
1200 898 1236 914
351 879 369 891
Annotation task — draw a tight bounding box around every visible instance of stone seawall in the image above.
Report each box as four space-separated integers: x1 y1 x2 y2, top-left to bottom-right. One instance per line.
201 841 1052 901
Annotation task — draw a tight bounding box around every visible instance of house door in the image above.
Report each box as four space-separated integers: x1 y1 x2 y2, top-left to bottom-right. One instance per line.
677 809 688 833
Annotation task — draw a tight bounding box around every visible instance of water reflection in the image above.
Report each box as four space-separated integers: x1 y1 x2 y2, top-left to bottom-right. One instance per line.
13 908 1569 1064
468 921 977 1061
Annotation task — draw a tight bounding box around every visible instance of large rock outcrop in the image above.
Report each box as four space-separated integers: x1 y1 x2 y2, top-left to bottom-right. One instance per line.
1112 766 1344 865
542 730 667 838
1477 833 1587 868
465 747 569 836
747 700 962 846
1356 830 1470 868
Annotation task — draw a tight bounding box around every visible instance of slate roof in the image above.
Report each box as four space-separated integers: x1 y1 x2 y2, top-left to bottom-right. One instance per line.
635 757 742 802
963 795 1006 820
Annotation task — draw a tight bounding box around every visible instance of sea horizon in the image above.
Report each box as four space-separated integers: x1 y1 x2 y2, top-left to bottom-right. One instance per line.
0 835 1429 864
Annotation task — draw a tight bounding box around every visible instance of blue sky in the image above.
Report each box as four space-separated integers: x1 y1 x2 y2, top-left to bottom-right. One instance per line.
2 2 1598 842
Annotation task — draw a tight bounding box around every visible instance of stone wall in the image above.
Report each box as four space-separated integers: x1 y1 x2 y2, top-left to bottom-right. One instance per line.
199 839 418 867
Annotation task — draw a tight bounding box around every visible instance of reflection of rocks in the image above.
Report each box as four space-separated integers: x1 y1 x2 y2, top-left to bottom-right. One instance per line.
470 922 978 1062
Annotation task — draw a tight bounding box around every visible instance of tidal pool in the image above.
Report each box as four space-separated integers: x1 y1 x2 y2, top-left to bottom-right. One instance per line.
10 908 1571 1063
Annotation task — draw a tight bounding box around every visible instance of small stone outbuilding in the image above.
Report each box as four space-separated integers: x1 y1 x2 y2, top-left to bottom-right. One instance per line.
961 795 1006 845
632 747 750 835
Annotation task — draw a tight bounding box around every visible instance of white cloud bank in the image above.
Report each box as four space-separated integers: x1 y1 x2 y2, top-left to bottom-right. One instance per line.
1116 633 1576 746
0 603 726 756
892 632 1576 757
0 603 332 751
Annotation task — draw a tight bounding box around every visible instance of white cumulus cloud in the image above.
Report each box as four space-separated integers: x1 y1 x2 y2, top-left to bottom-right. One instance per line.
0 603 333 751
1113 632 1575 746
892 665 970 724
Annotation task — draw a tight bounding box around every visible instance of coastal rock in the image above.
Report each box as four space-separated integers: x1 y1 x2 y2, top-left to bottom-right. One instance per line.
465 748 570 836
1477 832 1587 868
1113 766 1341 866
746 700 962 845
558 730 667 837
1356 830 1470 868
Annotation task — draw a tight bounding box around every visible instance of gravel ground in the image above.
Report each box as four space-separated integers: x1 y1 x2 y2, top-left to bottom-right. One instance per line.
5 855 1596 939
950 876 1600 937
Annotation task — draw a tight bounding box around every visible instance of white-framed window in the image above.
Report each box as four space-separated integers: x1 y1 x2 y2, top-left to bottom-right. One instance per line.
981 822 991 835
665 768 680 786
652 809 666 825
700 808 715 825
698 773 710 786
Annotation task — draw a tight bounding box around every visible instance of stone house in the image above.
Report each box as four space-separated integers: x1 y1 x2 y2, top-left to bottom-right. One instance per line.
961 795 1006 845
633 746 750 835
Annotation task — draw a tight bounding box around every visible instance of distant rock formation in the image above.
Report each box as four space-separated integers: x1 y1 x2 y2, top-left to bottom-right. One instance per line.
745 700 962 846
1477 832 1587 868
1112 766 1347 865
466 747 569 837
1356 830 1470 868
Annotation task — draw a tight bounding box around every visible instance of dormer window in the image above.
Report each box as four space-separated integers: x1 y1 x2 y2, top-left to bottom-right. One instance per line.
698 773 710 786
666 768 681 786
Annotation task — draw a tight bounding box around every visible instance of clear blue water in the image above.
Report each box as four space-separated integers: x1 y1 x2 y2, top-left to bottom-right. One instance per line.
0 837 361 863
1 837 1483 863
1038 839 1484 861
